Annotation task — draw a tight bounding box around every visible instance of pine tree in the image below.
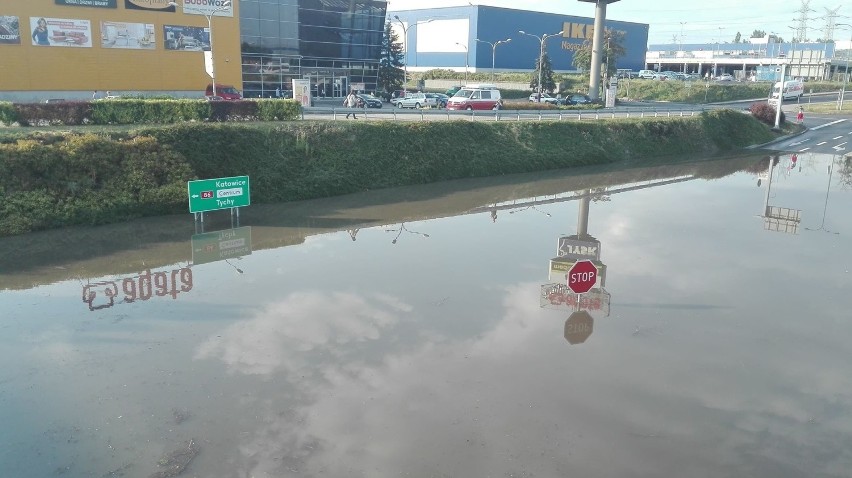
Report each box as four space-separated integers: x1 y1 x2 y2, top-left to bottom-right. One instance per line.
529 53 556 93
378 22 405 95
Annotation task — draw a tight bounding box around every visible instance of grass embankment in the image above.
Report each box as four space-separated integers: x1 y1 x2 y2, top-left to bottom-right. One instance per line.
0 110 775 237
800 100 852 114
621 80 841 103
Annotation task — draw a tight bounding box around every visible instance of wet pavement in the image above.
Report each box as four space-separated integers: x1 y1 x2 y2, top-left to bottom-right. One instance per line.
1 151 851 478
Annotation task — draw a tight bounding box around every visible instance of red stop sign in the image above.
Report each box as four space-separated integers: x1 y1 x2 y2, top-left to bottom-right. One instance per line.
564 310 594 345
567 260 597 294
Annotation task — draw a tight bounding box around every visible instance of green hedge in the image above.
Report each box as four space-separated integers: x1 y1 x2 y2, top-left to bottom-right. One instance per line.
0 110 774 236
5 99 301 126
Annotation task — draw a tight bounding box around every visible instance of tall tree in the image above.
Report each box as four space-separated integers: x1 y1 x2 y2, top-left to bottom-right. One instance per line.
750 30 766 39
378 21 405 94
572 28 626 79
734 32 742 43
529 53 556 93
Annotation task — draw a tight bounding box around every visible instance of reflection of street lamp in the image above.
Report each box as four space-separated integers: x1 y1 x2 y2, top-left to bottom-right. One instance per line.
455 42 469 83
805 156 840 235
385 223 430 244
169 0 232 98
518 29 563 102
475 37 511 82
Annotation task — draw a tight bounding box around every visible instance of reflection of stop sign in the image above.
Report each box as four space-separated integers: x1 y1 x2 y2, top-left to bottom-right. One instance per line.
567 260 597 294
564 310 594 344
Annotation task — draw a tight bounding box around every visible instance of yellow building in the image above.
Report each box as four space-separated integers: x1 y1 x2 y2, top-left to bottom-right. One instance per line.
0 0 241 101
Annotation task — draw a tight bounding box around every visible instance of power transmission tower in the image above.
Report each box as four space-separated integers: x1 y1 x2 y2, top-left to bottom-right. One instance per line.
821 6 842 41
794 0 815 41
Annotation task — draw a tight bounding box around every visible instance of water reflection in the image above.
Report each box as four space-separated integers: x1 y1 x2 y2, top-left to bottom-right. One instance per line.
804 155 840 235
761 154 803 234
81 267 193 311
4 153 852 477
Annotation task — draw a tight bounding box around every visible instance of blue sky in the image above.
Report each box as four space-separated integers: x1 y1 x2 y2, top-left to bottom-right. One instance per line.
387 0 851 45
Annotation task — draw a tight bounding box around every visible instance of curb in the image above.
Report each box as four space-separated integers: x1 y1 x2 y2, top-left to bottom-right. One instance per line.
747 125 808 150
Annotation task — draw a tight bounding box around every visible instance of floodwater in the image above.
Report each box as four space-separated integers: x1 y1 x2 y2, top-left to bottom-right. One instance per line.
1 152 851 478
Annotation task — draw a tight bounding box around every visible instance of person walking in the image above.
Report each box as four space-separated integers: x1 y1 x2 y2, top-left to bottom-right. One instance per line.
344 90 358 119
796 107 804 125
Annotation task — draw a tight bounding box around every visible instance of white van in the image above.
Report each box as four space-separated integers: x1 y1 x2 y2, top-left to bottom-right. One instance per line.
637 69 656 79
770 79 804 102
446 83 502 111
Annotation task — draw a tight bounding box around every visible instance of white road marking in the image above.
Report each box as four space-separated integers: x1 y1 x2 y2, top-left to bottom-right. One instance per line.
811 119 847 130
799 148 810 152
833 136 843 140
817 141 827 145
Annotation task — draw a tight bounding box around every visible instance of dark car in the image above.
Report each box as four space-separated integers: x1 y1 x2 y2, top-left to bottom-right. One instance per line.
425 93 449 108
356 94 383 108
445 86 462 97
564 93 593 105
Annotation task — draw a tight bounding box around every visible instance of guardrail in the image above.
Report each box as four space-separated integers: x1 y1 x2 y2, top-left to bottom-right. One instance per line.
302 104 723 122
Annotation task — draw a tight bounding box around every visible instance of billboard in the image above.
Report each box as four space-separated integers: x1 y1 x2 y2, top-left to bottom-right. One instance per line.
173 0 234 17
163 24 209 51
55 0 117 8
124 0 175 12
0 16 20 45
101 21 155 49
30 17 92 47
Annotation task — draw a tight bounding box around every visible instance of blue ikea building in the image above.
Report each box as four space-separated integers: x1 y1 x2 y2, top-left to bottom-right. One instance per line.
389 6 649 73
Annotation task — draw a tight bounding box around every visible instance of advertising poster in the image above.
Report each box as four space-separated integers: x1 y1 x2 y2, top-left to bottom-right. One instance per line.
0 16 21 45
174 0 233 18
101 21 155 49
292 78 311 108
124 0 175 12
163 24 209 51
30 17 92 47
55 0 117 8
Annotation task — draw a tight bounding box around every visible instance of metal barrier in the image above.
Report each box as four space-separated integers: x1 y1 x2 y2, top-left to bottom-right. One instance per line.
311 105 714 122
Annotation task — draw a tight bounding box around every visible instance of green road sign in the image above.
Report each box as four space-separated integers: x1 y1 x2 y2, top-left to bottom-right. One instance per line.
191 227 252 265
187 175 250 213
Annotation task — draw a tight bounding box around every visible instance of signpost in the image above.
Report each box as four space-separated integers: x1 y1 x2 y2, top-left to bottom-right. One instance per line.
187 175 250 213
566 260 597 294
564 310 594 345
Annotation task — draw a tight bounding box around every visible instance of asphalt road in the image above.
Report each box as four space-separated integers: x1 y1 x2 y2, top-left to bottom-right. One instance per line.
771 117 851 155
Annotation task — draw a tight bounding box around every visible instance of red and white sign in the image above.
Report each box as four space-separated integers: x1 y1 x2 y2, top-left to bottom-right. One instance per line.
567 260 597 294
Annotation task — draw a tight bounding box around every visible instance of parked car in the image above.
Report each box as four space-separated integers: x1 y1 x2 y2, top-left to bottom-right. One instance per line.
425 93 448 108
395 92 428 108
637 69 656 79
445 84 502 111
356 93 383 108
716 73 734 82
564 93 593 105
528 92 559 104
616 69 636 79
445 86 463 97
205 83 242 100
389 90 407 105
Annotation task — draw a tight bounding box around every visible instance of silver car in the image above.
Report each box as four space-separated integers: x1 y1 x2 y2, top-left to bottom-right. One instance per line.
395 92 428 109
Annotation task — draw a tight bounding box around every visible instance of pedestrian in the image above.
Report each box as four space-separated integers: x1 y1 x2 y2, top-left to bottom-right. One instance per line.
796 107 804 125
275 86 281 98
344 90 358 119
92 90 100 100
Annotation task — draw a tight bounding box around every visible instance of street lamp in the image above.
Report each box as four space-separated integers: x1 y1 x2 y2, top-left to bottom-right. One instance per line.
519 30 563 102
392 16 436 91
837 23 852 110
169 0 232 98
475 38 511 82
455 42 469 83
392 16 410 92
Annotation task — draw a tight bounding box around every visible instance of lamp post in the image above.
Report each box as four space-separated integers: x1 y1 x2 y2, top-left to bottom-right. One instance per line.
169 0 232 98
475 38 511 83
837 23 852 110
455 42 469 83
679 21 686 73
519 29 563 102
392 16 410 92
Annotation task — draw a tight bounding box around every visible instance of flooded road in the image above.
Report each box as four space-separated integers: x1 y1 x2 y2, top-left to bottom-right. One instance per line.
1 152 851 478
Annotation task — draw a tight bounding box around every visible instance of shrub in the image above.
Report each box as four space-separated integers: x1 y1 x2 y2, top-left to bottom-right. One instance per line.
748 101 785 126
0 101 17 126
255 99 301 121
91 99 210 124
14 102 92 126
